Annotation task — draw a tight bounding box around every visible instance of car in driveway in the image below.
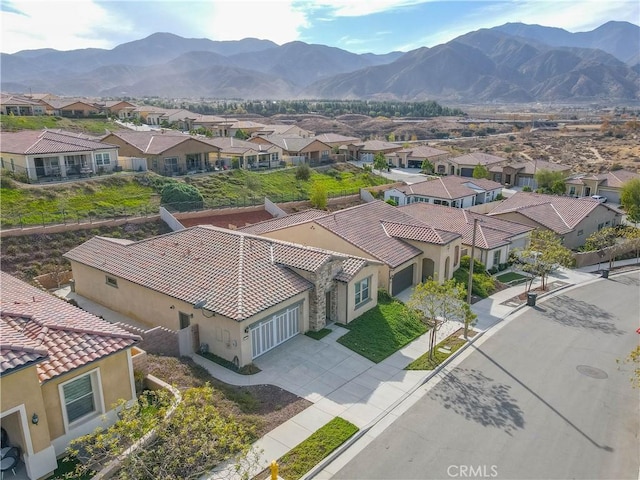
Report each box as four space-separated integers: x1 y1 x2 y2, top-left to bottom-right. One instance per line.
591 194 607 203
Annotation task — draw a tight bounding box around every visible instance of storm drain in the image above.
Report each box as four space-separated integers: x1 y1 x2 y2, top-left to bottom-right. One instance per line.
576 365 608 379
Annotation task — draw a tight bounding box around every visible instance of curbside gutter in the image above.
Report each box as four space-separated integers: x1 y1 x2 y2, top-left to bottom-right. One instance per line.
92 374 182 480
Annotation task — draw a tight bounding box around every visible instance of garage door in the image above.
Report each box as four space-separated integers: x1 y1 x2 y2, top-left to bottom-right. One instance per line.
392 265 414 296
251 304 300 359
460 168 474 177
599 189 620 204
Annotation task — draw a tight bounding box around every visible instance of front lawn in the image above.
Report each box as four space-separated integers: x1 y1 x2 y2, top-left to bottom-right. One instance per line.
496 271 528 285
276 417 359 480
337 295 427 363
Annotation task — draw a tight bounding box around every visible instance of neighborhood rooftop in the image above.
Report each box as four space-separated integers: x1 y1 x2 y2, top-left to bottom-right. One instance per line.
395 175 502 199
0 271 140 382
1 129 116 155
64 226 375 321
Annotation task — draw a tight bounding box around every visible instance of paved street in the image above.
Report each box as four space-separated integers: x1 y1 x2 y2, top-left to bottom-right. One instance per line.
329 272 640 480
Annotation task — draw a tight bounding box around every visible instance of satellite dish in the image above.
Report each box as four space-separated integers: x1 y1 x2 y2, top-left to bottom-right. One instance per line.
193 300 207 309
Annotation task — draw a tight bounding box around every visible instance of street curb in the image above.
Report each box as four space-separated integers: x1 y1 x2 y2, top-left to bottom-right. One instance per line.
303 270 640 479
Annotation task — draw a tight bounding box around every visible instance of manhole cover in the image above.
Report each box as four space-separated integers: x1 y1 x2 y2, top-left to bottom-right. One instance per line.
576 365 608 379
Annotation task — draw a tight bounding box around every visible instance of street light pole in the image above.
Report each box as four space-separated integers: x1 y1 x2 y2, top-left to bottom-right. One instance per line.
467 218 479 305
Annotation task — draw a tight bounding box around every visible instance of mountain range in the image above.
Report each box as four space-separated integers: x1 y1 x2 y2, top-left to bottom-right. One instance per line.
1 21 638 104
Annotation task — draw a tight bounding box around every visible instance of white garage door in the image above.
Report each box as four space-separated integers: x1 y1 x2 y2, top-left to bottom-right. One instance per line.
251 304 300 359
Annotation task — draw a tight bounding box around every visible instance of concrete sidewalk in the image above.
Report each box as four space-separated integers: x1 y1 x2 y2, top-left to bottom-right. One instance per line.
195 263 640 479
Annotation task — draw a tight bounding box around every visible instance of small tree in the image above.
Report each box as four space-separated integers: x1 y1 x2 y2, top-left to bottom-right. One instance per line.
421 159 434 174
621 178 640 224
585 227 620 269
407 279 476 359
373 152 387 171
623 227 640 263
534 169 566 194
161 183 204 212
472 164 490 179
295 163 311 181
309 182 328 210
234 129 249 140
515 229 574 291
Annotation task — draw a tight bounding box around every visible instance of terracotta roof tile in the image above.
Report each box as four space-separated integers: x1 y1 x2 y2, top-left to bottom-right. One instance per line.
0 272 139 382
239 209 328 234
64 227 374 321
397 175 502 200
1 130 117 155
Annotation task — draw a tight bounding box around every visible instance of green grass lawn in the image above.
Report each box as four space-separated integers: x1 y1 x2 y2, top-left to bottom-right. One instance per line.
1 164 388 227
337 296 427 363
305 328 332 340
277 417 358 480
1 115 117 135
405 333 468 370
496 271 528 284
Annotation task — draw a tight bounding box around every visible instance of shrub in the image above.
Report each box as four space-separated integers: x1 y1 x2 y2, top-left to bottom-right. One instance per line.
495 193 505 200
459 255 486 272
385 198 398 206
522 186 532 192
498 262 509 271
488 267 498 275
160 182 204 211
377 289 392 302
295 163 311 181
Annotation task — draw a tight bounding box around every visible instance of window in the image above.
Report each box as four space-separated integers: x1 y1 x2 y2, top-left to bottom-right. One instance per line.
493 250 501 267
105 275 118 288
569 186 576 195
355 277 371 307
61 371 100 425
95 152 111 166
179 312 191 329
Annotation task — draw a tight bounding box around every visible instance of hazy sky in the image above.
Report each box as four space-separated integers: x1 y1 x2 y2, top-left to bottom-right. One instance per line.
1 0 638 55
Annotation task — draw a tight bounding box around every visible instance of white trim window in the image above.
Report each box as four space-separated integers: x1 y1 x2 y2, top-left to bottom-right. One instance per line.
59 370 103 429
95 152 111 166
355 277 371 308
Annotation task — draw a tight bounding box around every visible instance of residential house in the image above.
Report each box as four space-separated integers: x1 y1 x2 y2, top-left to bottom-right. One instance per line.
385 144 449 169
0 94 46 116
101 100 138 120
565 169 640 204
192 114 237 137
255 124 314 138
485 191 622 248
340 139 402 162
433 152 506 177
133 105 167 126
384 175 503 208
64 226 380 366
25 93 59 103
205 137 282 169
229 120 267 138
1 129 119 181
101 130 220 175
400 203 533 270
240 200 463 295
489 159 571 188
40 99 100 117
249 135 332 165
311 133 362 150
0 272 140 479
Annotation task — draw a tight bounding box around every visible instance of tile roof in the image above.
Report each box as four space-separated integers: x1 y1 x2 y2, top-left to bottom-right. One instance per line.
449 152 507 166
0 93 43 107
104 130 219 155
494 159 571 174
400 203 533 249
204 136 277 153
312 133 361 144
250 135 329 153
1 130 117 155
394 145 449 158
486 192 608 234
45 99 99 109
64 227 373 321
313 201 460 268
239 210 329 234
575 169 640 188
354 140 402 151
0 272 140 382
395 175 502 199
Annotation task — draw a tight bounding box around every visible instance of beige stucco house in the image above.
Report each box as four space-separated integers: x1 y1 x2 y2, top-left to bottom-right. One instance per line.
0 272 140 480
64 226 380 367
249 135 332 165
205 137 283 170
385 144 449 169
565 169 640 204
489 159 571 188
102 130 221 175
433 151 506 177
399 203 533 270
241 200 463 295
384 175 503 208
486 191 623 249
0 129 120 181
